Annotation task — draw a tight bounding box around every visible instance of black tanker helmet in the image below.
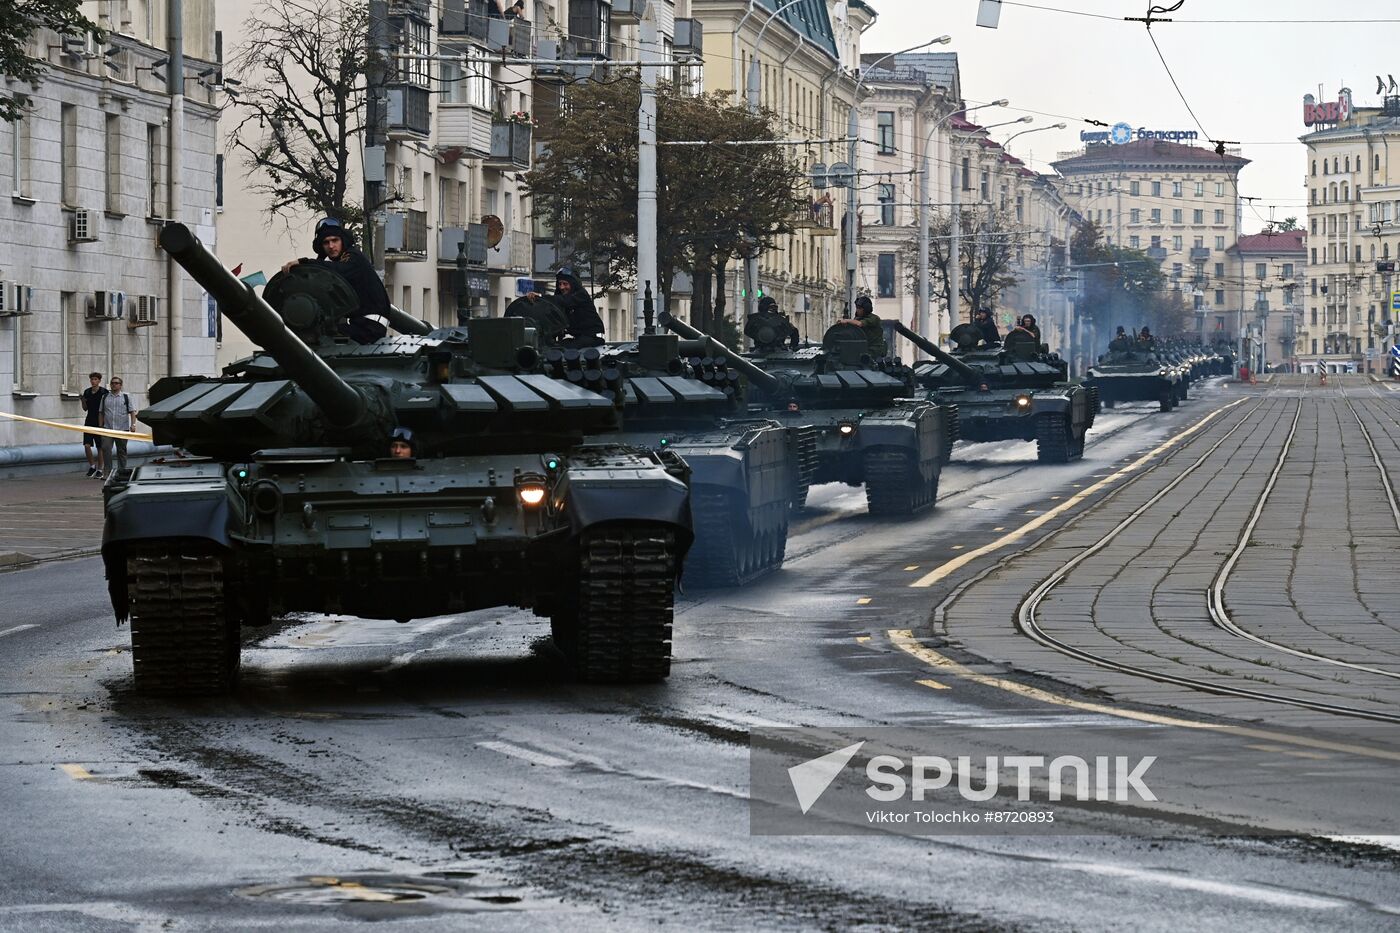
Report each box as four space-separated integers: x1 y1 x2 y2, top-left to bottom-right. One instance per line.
312 217 356 257
854 295 873 315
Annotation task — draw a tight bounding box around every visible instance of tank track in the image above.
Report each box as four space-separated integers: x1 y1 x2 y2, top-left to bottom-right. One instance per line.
789 426 820 510
1158 386 1175 412
864 450 938 516
558 527 676 683
1085 386 1101 422
685 491 788 588
126 542 239 696
1035 412 1084 463
942 405 960 464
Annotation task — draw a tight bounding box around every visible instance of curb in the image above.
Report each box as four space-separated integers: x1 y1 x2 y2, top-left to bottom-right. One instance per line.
0 545 103 573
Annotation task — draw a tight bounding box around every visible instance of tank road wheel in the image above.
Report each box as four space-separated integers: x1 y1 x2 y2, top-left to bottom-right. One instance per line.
864 450 936 517
1035 413 1080 464
566 527 676 683
126 542 239 696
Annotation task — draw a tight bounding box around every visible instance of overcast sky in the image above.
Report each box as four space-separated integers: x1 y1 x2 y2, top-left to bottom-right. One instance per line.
860 0 1400 233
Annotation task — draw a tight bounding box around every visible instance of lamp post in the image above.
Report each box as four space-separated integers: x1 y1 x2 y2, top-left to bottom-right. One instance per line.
938 114 1030 333
846 36 951 312
1000 121 1066 150
917 99 1007 342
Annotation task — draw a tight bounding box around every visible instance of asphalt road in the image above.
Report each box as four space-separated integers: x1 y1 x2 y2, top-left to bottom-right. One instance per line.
3 376 1399 931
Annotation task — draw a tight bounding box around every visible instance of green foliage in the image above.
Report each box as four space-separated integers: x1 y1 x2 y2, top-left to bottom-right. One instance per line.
225 0 376 229
910 209 1033 322
1072 221 1190 335
525 77 802 307
0 0 101 122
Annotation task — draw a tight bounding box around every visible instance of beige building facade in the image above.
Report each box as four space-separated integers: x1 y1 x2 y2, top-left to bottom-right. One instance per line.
1052 138 1249 340
1299 87 1400 374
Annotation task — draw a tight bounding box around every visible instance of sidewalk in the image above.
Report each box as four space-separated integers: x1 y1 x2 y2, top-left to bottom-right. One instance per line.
0 470 108 570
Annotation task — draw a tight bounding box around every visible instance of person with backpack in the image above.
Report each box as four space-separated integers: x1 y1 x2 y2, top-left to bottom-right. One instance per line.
98 377 138 478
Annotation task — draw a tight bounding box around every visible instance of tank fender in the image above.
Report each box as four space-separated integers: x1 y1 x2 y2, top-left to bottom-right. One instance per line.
556 463 694 555
668 446 746 492
1028 395 1072 415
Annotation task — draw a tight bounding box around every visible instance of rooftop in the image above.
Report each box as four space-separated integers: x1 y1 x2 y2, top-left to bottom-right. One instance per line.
1233 230 1307 254
860 52 959 97
1052 139 1250 174
753 0 839 61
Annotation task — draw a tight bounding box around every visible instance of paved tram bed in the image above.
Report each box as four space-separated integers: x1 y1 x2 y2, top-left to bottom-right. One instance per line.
936 379 1400 728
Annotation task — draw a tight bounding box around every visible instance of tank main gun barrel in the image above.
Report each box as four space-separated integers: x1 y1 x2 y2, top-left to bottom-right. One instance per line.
658 311 784 396
159 223 368 429
890 321 981 386
385 304 433 336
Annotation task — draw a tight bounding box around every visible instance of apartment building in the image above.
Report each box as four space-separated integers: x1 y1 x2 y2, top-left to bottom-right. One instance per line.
1224 230 1305 373
1052 137 1249 339
1 0 220 455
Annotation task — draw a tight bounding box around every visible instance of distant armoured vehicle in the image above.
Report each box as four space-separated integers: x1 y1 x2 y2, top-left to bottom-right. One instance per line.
101 224 692 694
1084 334 1185 412
663 312 953 517
898 321 1097 463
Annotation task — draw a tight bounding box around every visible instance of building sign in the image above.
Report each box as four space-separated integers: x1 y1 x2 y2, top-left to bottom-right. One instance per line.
1303 88 1353 127
1079 122 1199 144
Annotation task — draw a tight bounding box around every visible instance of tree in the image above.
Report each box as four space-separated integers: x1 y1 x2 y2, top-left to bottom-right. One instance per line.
1 0 101 122
908 209 1037 323
524 77 802 337
1071 222 1188 336
226 0 380 229
1275 216 1300 232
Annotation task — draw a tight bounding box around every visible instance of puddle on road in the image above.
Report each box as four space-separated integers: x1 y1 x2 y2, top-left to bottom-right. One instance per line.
236 873 530 917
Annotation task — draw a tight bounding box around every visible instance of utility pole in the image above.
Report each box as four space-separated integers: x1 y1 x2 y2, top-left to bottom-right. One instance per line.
165 0 183 374
948 164 961 329
636 1 660 340
365 0 389 276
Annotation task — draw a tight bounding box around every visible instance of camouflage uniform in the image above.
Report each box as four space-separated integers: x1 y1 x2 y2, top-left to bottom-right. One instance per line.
857 312 887 356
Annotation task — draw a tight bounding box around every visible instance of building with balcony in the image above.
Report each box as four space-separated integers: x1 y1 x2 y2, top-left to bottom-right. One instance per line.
0 0 220 458
1300 86 1400 374
1225 230 1306 373
1051 138 1250 340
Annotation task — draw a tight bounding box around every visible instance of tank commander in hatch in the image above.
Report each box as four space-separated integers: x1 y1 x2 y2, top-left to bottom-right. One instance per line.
972 308 1001 347
280 217 391 345
526 268 605 347
388 426 417 459
838 295 887 357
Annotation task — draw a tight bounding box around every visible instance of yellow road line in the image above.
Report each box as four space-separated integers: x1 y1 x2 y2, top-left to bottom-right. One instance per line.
915 678 950 691
854 635 871 644
0 410 151 441
856 597 872 605
910 399 1248 588
59 764 94 781
888 630 1400 762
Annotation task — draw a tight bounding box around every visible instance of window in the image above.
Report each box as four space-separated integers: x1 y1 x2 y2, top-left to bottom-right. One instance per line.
215 154 223 210
877 183 894 225
1282 262 1294 278
1345 156 1350 172
1130 208 1141 223
1215 262 1225 277
1129 235 1140 248
1312 160 1317 176
980 171 989 200
1151 235 1162 248
1172 209 1182 224
104 114 121 213
1150 208 1161 223
1216 182 1226 196
1016 194 1024 223
440 58 465 104
1172 235 1183 250
1215 289 1225 304
1172 181 1183 197
1195 181 1204 197
1193 236 1204 249
1193 209 1204 224
1214 209 1225 225
1172 262 1183 277
961 157 971 190
146 123 164 218
876 111 895 154
1152 181 1162 197
8 111 29 198
877 253 896 298
1254 263 1267 279
1130 181 1140 195
1311 248 1317 263
1215 236 1225 250
61 104 78 206
1377 154 1382 171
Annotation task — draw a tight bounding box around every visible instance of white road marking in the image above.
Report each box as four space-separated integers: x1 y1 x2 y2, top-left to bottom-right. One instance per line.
0 624 37 639
477 740 575 768
1056 862 1351 910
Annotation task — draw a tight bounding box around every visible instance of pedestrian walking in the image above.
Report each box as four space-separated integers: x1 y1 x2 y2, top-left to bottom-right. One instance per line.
98 377 138 478
78 371 107 478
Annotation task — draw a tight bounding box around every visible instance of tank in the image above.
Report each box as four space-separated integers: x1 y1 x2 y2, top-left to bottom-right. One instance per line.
899 321 1097 463
101 224 693 694
662 312 953 517
1084 334 1184 412
546 323 798 588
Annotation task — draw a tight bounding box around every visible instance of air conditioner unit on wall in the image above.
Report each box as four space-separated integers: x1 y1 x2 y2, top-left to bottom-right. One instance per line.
0 282 34 318
129 294 158 326
88 290 126 321
69 209 99 243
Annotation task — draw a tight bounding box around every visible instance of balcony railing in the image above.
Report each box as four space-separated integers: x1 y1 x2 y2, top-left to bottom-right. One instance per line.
486 122 531 170
1189 246 1211 261
386 85 431 138
790 197 836 235
1254 300 1270 312
384 209 428 260
487 233 531 272
1146 246 1167 261
435 103 492 157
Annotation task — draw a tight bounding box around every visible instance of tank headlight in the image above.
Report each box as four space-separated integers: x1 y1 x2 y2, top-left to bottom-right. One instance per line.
518 485 546 507
1015 395 1032 409
838 422 856 436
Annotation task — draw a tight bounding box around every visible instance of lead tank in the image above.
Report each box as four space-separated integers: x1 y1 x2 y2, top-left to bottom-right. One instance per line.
1084 335 1184 412
102 224 693 694
899 321 1097 463
663 312 952 517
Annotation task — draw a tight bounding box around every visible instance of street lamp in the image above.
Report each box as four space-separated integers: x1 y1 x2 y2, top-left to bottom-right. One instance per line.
845 35 952 311
746 0 809 112
916 99 1008 341
1000 122 1066 149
